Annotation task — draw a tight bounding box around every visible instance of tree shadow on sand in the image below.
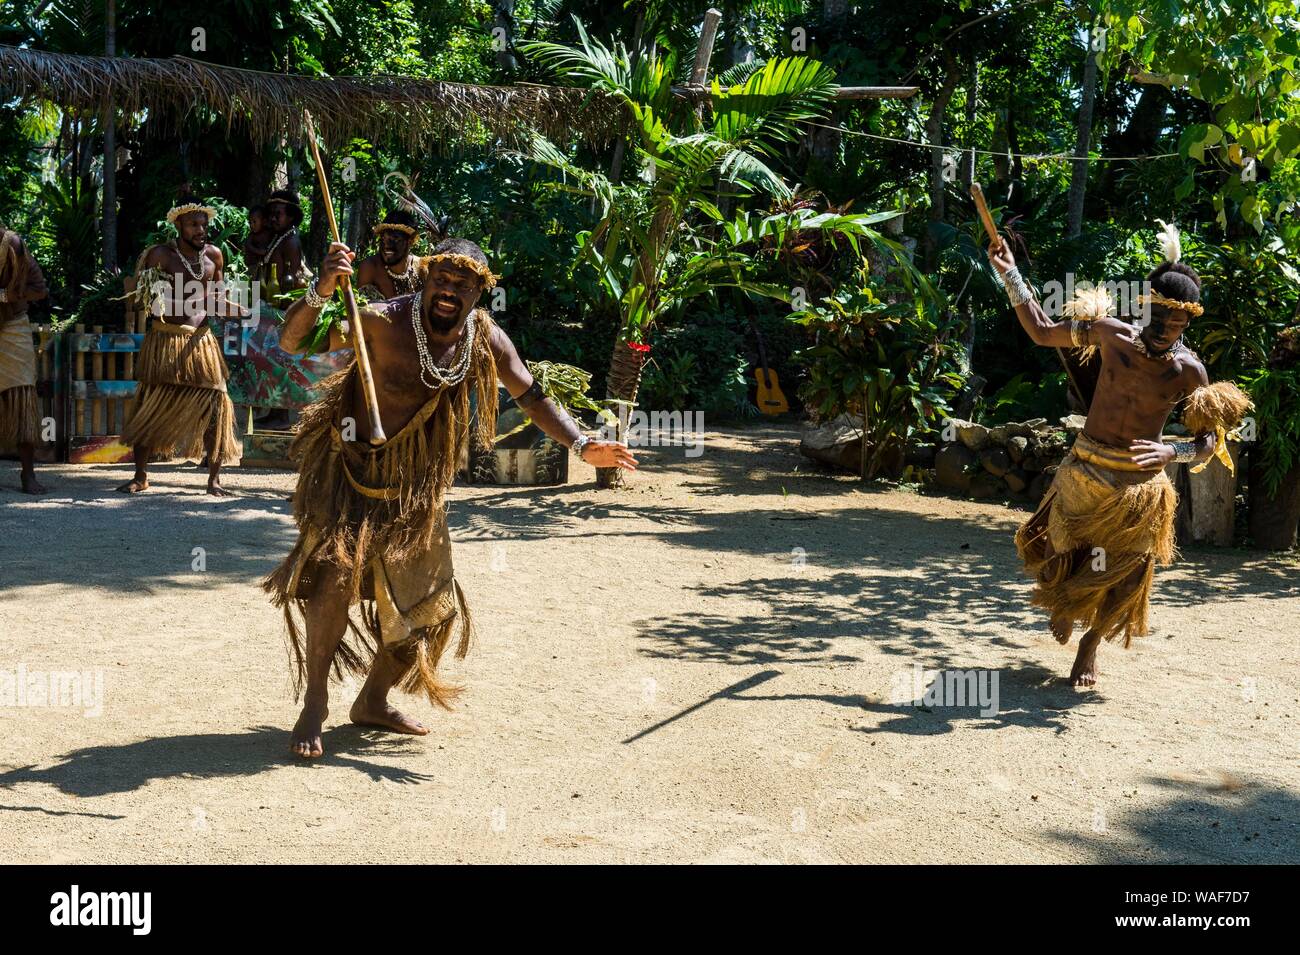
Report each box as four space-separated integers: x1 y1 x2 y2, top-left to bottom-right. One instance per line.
1048 775 1300 863
0 725 431 801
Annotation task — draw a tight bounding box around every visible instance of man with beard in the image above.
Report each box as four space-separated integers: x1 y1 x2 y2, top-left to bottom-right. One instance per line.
353 209 427 300
0 222 50 493
991 221 1251 687
117 197 242 496
265 237 637 758
254 189 308 292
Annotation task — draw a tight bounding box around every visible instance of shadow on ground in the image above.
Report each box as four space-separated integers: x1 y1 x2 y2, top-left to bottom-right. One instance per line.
0 725 431 800
1050 775 1300 863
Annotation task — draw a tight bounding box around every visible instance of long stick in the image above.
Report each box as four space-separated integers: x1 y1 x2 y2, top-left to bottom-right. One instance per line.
303 111 387 445
970 181 1086 410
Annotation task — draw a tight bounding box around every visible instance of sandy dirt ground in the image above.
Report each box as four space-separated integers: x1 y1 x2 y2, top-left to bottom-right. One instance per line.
1 424 1298 864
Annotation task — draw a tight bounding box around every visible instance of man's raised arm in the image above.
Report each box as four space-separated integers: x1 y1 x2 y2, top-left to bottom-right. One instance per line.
987 240 1085 349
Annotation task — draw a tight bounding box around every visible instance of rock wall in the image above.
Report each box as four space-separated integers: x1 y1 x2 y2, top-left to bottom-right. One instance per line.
930 415 1086 504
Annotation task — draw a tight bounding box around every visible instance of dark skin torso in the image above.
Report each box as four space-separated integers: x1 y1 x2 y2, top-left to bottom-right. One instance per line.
263 230 305 288
141 242 224 329
1085 317 1208 447
353 254 418 302
339 297 488 441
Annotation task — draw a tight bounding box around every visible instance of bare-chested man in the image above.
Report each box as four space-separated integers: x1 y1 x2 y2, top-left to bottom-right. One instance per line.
353 209 427 300
252 189 307 292
265 237 637 758
117 198 243 496
0 223 49 493
990 224 1250 687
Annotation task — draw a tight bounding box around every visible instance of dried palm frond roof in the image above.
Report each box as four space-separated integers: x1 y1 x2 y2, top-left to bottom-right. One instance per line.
0 45 620 149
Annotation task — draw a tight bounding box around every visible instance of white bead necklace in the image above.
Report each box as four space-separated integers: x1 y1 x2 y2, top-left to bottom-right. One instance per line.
171 241 205 280
411 293 475 389
259 227 296 272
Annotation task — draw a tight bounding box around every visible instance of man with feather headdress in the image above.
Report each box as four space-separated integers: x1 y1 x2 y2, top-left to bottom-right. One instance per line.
989 221 1252 687
353 209 429 300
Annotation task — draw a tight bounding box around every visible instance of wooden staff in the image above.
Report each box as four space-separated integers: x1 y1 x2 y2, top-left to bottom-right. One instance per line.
970 181 1085 409
302 110 387 445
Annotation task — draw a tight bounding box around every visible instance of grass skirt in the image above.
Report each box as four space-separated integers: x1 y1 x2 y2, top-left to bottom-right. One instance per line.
1015 433 1177 647
122 322 241 464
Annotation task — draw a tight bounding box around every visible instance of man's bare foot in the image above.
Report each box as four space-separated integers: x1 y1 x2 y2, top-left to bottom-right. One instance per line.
1070 634 1101 687
1050 611 1073 645
20 473 47 494
206 482 232 497
116 477 148 493
349 698 429 736
290 702 328 758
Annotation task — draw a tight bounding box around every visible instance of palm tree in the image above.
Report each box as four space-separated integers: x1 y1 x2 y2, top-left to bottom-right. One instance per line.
523 18 911 486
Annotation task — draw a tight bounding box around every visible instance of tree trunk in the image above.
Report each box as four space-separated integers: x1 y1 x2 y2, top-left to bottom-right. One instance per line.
102 0 118 274
961 60 978 191
595 340 649 489
1249 454 1300 550
493 0 518 73
923 58 960 272
1067 14 1100 239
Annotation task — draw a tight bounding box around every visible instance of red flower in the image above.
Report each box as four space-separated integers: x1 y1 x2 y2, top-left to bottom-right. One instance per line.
627 341 651 354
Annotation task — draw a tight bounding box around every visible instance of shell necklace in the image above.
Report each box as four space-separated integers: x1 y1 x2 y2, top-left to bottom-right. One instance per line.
385 258 421 295
171 241 205 280
1135 330 1185 362
411 293 475 389
260 227 296 271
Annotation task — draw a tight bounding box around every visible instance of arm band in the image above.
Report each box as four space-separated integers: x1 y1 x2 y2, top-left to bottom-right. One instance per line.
514 380 545 408
1170 440 1198 463
1003 266 1033 307
1069 320 1091 348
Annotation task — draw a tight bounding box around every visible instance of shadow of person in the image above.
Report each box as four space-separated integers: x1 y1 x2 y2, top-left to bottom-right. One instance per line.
0 725 431 799
854 662 1099 737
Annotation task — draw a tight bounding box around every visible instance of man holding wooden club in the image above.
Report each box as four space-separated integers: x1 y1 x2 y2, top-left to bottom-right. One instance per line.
266 231 637 758
986 217 1250 687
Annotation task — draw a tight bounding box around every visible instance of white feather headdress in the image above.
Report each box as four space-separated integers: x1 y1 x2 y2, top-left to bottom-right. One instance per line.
1154 219 1181 263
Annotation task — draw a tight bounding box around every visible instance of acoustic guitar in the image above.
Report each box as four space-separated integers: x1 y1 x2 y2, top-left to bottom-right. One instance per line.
748 316 789 415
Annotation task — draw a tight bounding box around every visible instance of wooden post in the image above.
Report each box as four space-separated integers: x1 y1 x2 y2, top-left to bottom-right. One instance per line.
91 324 104 434
74 323 86 438
689 8 723 119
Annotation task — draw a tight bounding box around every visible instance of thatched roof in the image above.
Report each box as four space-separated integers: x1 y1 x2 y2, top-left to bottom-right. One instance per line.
0 45 619 149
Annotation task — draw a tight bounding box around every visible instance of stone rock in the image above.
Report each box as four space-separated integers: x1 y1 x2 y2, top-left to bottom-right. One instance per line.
1004 421 1037 439
956 422 990 451
935 443 975 491
1021 454 1044 473
799 415 862 473
969 472 1004 500
1004 469 1029 493
1024 417 1050 432
1007 435 1029 463
979 447 1012 477
987 425 1011 445
1060 414 1087 436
